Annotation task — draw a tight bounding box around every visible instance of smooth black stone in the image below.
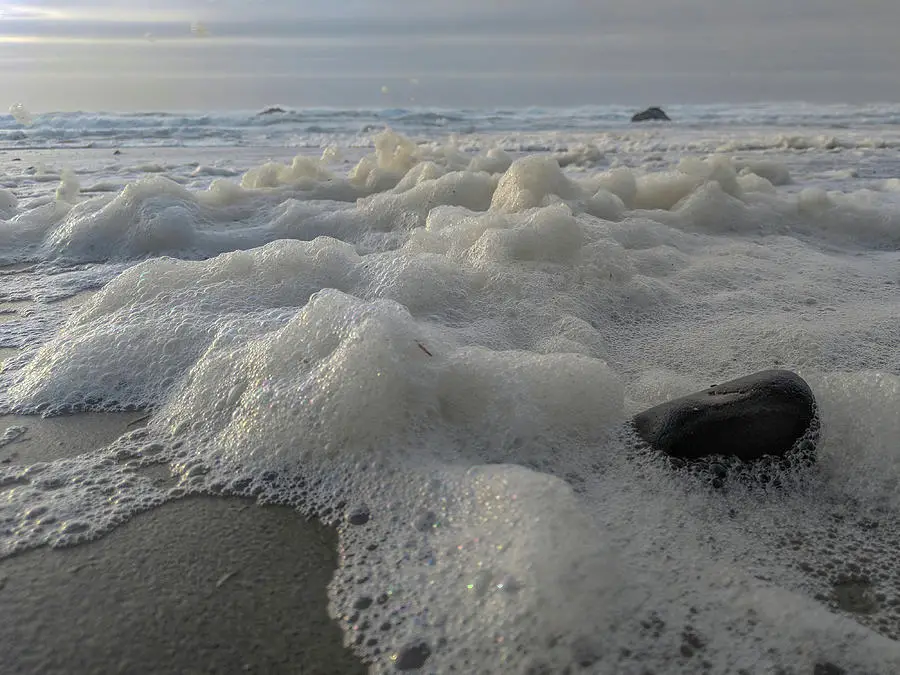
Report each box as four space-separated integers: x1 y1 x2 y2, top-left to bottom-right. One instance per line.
632 369 817 462
631 106 671 122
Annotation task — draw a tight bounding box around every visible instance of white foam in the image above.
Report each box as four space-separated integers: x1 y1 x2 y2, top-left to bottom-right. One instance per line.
1 126 899 673
812 371 900 509
9 102 33 126
490 156 582 212
0 187 17 219
241 155 334 189
55 168 81 204
0 430 171 555
734 159 793 185
191 165 240 178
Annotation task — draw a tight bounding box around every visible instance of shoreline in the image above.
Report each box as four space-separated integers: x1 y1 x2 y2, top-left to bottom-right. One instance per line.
0 413 366 675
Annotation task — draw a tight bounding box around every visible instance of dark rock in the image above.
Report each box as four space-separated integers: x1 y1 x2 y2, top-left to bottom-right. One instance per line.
631 106 671 122
394 641 431 670
632 370 817 462
259 106 287 115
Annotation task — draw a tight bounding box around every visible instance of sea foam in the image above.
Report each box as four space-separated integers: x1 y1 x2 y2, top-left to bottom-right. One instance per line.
1 127 899 673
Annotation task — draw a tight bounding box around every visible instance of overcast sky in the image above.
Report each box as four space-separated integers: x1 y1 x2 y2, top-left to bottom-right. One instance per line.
2 0 900 111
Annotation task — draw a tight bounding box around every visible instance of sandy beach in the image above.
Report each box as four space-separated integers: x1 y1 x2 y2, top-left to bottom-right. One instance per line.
2 97 900 672
0 413 366 675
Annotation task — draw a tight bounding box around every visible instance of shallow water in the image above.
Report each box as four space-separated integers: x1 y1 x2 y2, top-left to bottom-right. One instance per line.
1 106 899 673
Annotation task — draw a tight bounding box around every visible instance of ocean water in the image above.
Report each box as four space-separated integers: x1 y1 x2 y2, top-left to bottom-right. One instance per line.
1 103 900 673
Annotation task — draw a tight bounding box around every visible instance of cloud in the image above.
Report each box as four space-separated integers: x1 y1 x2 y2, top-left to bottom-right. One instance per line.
3 0 900 110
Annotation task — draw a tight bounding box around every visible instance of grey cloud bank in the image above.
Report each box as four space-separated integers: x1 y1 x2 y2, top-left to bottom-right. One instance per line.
3 0 900 111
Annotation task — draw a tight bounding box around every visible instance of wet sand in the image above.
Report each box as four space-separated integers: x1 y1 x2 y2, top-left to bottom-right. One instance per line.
0 414 366 675
0 410 150 465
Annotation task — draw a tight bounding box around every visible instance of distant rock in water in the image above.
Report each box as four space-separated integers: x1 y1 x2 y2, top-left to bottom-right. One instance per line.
632 370 817 463
258 107 288 116
631 107 671 122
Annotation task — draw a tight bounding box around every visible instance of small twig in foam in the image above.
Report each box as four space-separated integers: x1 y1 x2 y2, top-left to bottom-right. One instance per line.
416 341 433 357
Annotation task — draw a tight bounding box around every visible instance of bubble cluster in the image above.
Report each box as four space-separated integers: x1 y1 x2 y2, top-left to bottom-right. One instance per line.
0 428 180 556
